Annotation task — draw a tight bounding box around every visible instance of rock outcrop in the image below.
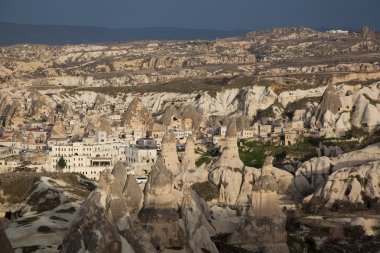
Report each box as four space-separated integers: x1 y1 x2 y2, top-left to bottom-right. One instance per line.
295 156 332 196
138 158 182 249
140 158 177 212
50 120 67 139
228 157 289 253
121 97 151 129
313 83 342 128
93 94 107 110
180 104 203 131
210 119 244 205
84 120 96 136
238 157 296 204
160 104 183 128
123 174 143 213
160 131 181 175
60 100 75 116
181 134 196 171
139 158 218 252
351 93 380 131
60 165 149 253
212 119 244 170
332 142 380 172
30 96 51 119
310 161 380 209
96 116 112 135
60 170 125 253
295 142 380 197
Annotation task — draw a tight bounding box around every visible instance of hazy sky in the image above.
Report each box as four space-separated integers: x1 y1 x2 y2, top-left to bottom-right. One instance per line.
0 0 379 31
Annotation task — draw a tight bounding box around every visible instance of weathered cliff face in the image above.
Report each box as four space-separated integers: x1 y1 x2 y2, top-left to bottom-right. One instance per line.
135 86 277 118
60 170 125 253
294 156 333 196
0 173 95 252
313 83 342 128
308 161 380 209
295 142 380 199
0 37 256 87
1 78 379 136
1 28 379 139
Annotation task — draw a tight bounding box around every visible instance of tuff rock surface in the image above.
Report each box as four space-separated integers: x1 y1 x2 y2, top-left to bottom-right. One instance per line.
228 156 289 253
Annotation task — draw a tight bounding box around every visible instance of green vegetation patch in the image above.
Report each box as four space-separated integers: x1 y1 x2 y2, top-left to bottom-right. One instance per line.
195 150 218 167
238 138 320 168
195 156 212 167
239 147 267 168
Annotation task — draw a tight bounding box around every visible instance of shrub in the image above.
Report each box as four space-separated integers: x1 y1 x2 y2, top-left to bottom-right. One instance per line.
57 156 67 169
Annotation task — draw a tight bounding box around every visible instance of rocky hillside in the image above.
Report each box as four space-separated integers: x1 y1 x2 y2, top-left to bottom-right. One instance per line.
0 173 95 253
2 79 380 139
0 27 379 89
1 26 380 138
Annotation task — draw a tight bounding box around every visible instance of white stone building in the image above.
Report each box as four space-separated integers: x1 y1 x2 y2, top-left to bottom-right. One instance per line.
49 132 128 180
215 126 227 136
125 145 157 164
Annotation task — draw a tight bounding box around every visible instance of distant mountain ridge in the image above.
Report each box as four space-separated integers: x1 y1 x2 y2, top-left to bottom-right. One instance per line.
0 23 249 45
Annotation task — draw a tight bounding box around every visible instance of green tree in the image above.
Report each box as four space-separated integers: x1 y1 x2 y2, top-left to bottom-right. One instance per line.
57 156 67 170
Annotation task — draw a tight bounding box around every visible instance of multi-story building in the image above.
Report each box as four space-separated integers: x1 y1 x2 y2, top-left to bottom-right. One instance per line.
215 126 227 136
136 137 156 149
125 145 157 164
49 131 128 180
239 129 255 139
259 124 272 137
